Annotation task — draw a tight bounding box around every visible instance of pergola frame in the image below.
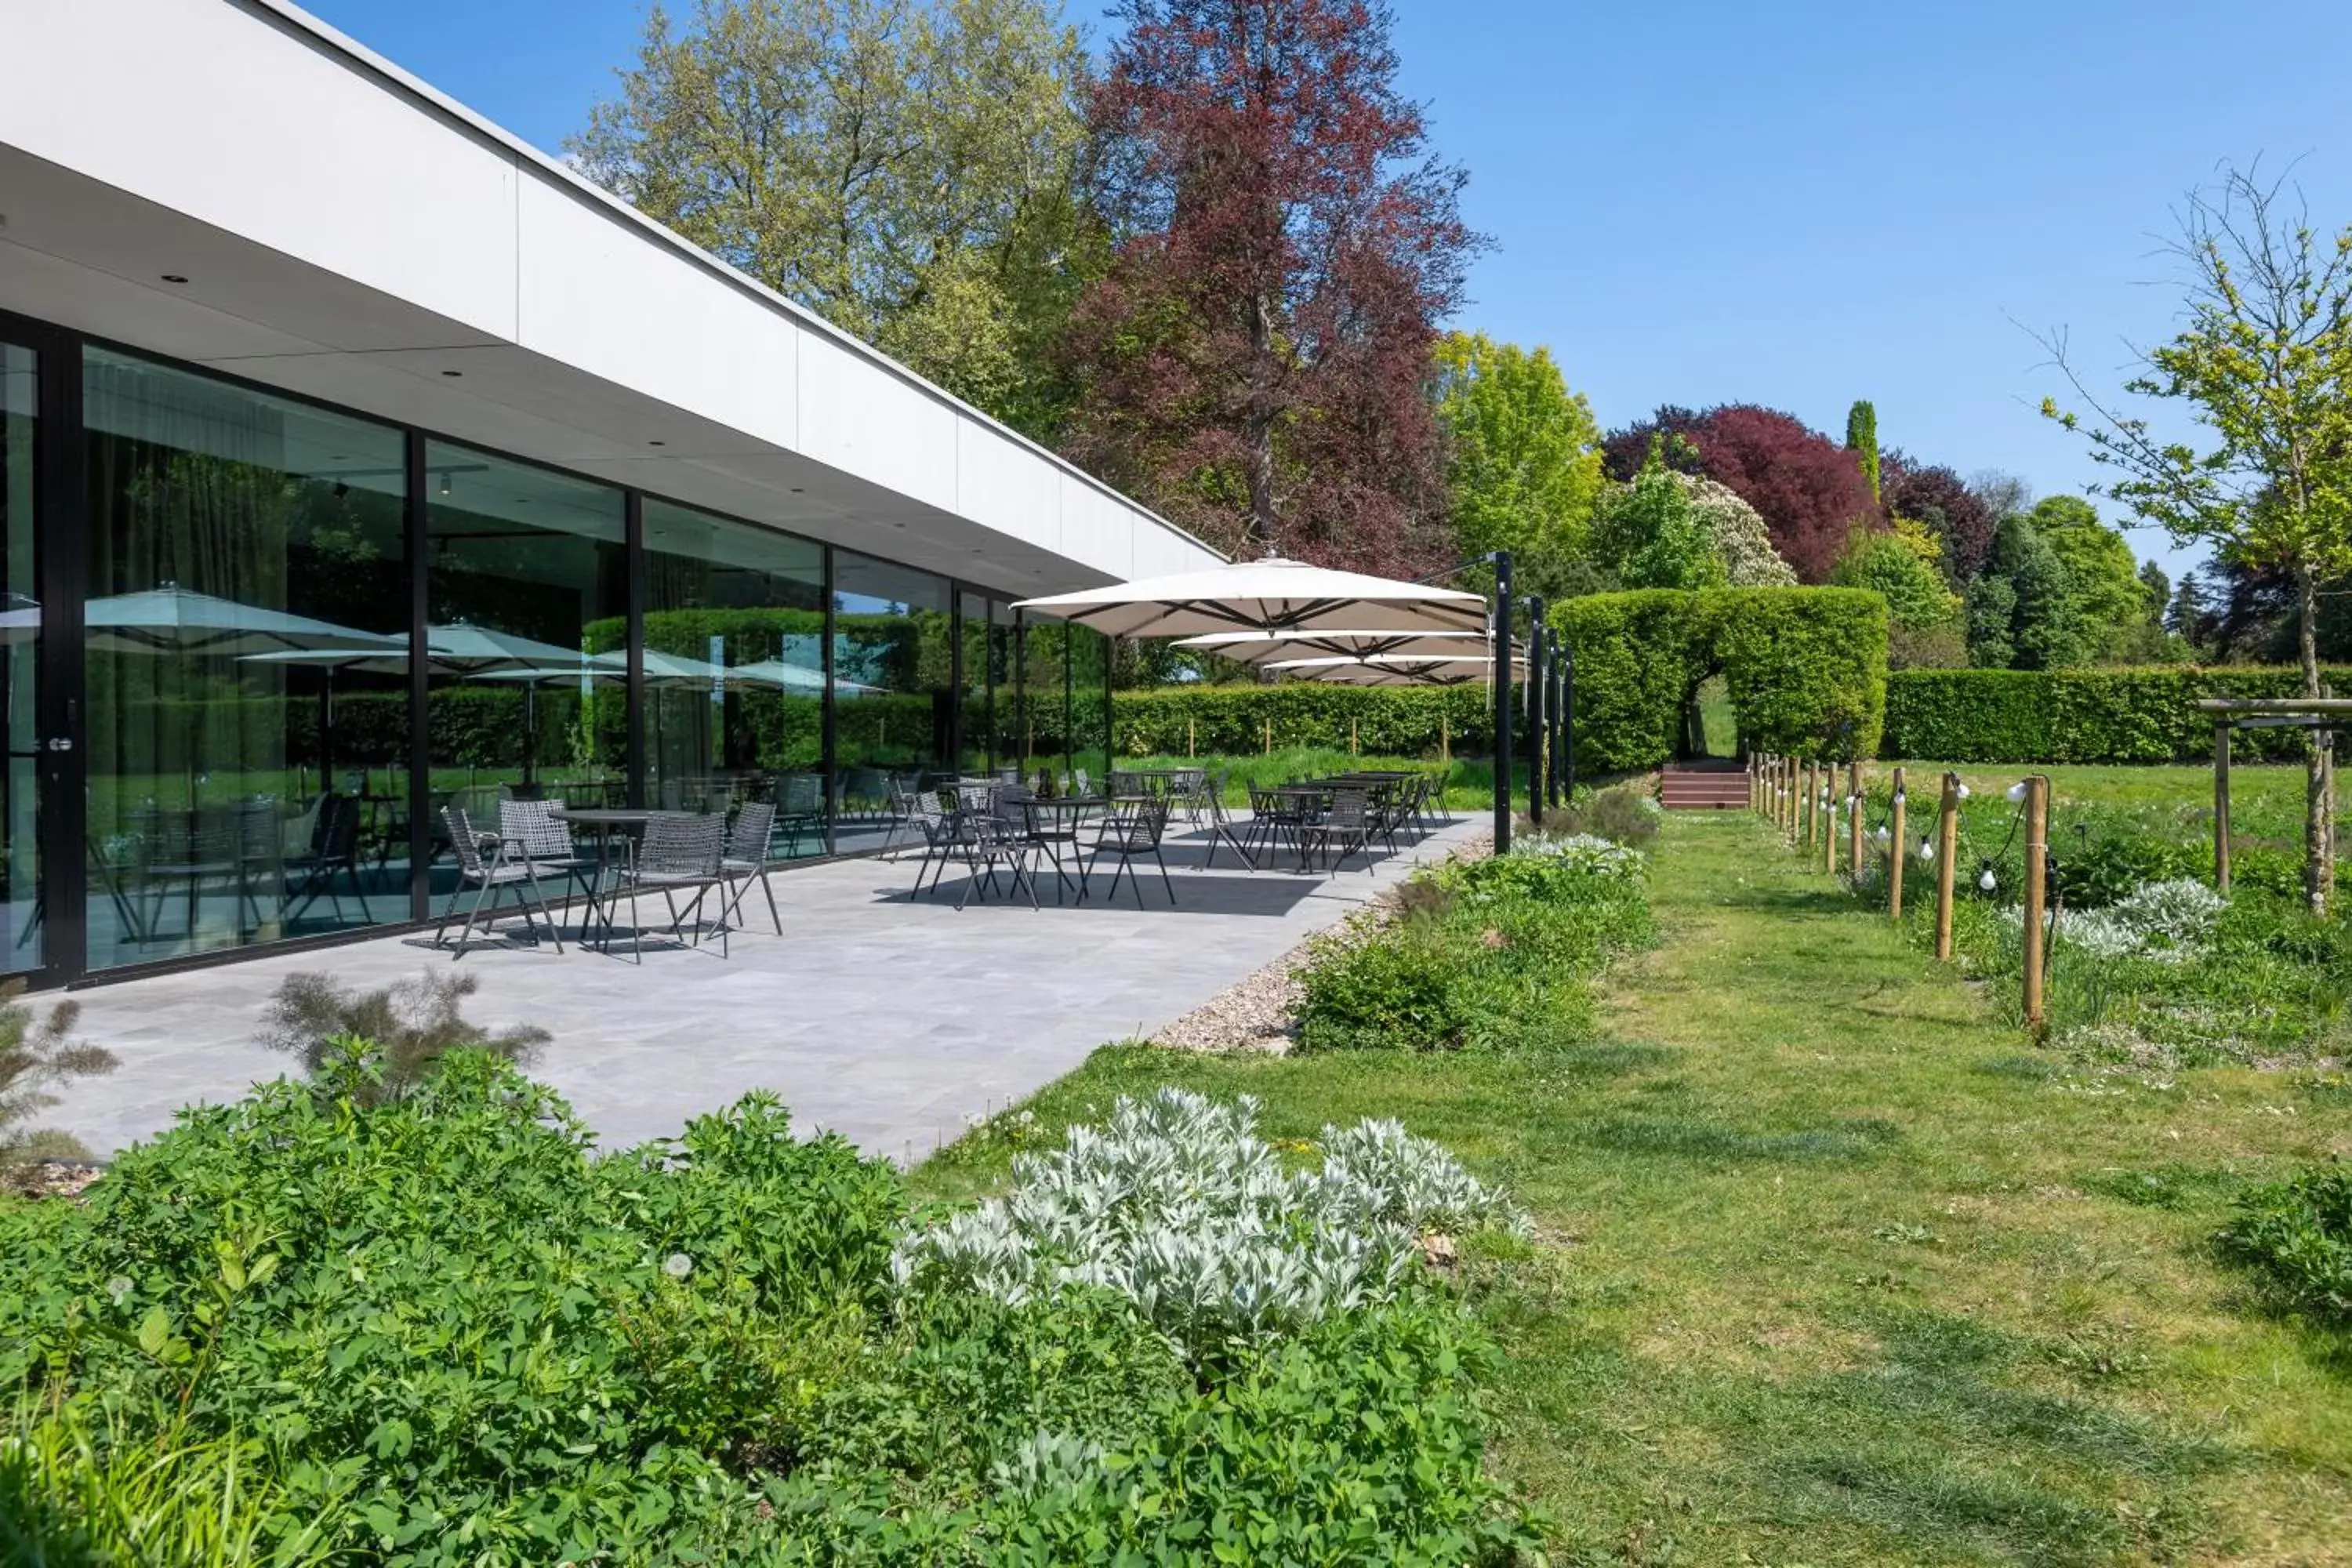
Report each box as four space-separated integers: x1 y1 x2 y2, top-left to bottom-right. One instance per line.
2193 698 2352 893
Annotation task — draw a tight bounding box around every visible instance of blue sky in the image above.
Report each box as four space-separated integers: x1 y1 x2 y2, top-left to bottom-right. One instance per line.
305 0 2352 580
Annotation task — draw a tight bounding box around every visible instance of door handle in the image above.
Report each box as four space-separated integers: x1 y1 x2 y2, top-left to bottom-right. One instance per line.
44 737 72 752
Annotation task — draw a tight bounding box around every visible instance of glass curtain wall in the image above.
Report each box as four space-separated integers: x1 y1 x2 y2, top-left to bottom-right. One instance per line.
957 590 992 776
1072 625 1112 790
0 344 38 970
82 347 411 969
1018 614 1072 789
830 550 952 851
989 600 1019 779
423 442 625 895
642 498 827 854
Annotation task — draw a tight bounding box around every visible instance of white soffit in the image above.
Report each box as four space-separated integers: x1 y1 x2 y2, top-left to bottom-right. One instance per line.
0 0 1221 596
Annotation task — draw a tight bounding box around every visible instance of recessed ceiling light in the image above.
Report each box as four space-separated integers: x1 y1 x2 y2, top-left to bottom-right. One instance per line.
648 439 666 447
789 487 804 494
160 274 189 284
441 369 463 378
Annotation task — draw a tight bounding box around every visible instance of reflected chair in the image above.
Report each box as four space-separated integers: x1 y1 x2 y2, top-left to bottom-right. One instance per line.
719 800 782 935
432 804 566 956
285 793 370 924
1082 797 1174 907
775 771 826 858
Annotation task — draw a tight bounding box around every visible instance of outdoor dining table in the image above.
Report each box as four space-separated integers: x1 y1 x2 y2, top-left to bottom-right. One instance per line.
548 804 660 946
1015 794 1162 902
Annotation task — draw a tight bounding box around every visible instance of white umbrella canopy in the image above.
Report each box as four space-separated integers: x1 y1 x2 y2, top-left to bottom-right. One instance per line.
424 621 594 671
86 585 405 657
1266 653 1521 688
1174 627 1511 664
1013 556 1487 639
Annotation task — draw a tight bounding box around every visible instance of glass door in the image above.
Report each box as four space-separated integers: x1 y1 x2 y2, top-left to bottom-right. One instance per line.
0 337 53 978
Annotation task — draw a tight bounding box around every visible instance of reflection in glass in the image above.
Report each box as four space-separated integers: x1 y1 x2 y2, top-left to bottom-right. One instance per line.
424 442 624 905
83 347 410 969
832 550 951 852
1020 615 1072 789
989 599 1019 775
0 344 38 969
642 499 826 854
1072 623 1112 792
958 590 991 776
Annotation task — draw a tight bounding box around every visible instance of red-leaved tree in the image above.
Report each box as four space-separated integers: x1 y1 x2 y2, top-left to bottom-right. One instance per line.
1880 453 1998 583
1059 0 1480 573
1605 404 1882 581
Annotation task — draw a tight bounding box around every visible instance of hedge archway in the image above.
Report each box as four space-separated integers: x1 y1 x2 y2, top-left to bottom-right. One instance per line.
1552 587 1889 771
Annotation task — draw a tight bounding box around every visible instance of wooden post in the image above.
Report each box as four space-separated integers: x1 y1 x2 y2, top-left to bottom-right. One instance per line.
1889 765 1907 920
1778 757 1791 834
1440 711 1450 764
1749 753 1759 811
1824 782 1837 873
1262 717 1272 756
1784 757 1797 836
2024 774 2049 1029
1351 714 1359 757
1188 716 1196 759
1934 771 1959 960
1847 760 1864 876
2213 720 2231 894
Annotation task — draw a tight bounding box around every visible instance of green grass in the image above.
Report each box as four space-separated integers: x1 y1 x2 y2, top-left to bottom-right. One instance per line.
1119 746 1526 811
914 808 2352 1564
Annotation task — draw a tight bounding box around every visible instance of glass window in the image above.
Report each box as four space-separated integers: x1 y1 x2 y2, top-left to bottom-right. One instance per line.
642 499 826 853
958 590 991 776
989 598 1020 776
832 551 950 852
423 441 624 880
82 347 409 969
1073 623 1112 791
1 344 38 971
1019 614 1073 789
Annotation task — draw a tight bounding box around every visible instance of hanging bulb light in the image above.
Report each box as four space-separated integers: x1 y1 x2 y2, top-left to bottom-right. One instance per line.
1874 825 1891 847
1955 783 1971 800
1978 864 1998 892
2005 780 2028 803
1918 836 1936 862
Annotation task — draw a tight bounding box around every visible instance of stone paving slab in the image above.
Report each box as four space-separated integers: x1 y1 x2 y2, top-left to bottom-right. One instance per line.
45 818 1483 1163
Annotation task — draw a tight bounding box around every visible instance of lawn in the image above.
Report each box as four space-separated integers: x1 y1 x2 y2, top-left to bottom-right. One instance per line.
916 801 2352 1565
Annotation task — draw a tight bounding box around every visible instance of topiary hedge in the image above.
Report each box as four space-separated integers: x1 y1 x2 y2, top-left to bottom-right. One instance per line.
1109 684 1494 758
1550 587 1889 771
1881 666 2352 763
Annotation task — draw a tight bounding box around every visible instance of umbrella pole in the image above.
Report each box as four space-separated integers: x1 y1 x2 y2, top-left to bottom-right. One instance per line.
524 682 537 786
1492 551 1513 855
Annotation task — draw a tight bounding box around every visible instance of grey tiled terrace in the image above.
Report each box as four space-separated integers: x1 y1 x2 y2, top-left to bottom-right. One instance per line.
47 818 1483 1163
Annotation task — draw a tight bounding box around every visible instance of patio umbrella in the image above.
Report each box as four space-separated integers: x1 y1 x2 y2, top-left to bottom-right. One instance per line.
1265 653 1521 688
1012 555 1487 639
1173 627 1512 664
730 657 884 697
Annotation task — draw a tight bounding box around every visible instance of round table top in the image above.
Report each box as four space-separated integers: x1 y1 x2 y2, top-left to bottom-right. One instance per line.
548 805 662 826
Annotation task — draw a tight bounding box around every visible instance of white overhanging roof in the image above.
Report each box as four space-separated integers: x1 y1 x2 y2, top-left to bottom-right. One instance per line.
0 0 1222 597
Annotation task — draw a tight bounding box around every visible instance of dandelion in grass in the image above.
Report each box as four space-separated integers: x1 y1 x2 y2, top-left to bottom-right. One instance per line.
662 1252 693 1280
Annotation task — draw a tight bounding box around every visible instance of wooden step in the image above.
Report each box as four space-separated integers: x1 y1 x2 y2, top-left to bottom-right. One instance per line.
1658 762 1751 811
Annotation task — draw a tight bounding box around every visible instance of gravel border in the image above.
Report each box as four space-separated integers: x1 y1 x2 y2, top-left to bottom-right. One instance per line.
1149 829 1494 1054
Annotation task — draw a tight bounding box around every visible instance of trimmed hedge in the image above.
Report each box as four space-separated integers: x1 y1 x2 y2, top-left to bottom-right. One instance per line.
1552 588 1889 771
1881 666 2352 763
1109 684 1494 758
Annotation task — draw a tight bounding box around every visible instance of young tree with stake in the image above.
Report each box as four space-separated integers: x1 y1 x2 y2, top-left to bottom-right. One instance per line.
2041 163 2352 913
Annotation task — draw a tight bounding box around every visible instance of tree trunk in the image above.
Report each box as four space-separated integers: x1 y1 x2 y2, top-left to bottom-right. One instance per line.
2298 564 2334 916
1243 289 1277 555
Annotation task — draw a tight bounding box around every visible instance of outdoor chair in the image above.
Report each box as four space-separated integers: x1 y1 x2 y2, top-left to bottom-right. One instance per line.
951 813 1040 910
611 811 729 960
1243 784 1302 866
1199 772 1258 872
906 789 961 898
1301 789 1377 873
1083 797 1175 907
285 793 370 924
1073 767 1092 797
1168 766 1211 825
431 804 565 956
880 775 924 857
500 797 596 894
720 800 782 935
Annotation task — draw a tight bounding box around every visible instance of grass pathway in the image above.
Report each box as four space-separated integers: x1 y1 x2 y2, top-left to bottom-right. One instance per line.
917 813 2352 1564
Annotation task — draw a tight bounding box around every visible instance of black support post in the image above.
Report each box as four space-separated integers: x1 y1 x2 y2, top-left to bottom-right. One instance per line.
1492 550 1512 855
1562 648 1577 801
1526 596 1546 825
1548 648 1566 808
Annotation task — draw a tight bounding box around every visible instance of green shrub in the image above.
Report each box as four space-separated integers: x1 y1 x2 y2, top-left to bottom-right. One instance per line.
1298 924 1468 1051
1111 684 1494 758
1882 666 2352 763
2220 1162 2352 1322
1544 780 1663 847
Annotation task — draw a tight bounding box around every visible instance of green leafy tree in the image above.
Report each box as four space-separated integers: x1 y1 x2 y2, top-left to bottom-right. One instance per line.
2041 162 2352 910
570 0 1096 435
2028 495 2156 660
1829 517 1962 666
1432 332 1604 598
1590 440 1728 590
1967 514 2088 670
1846 399 1881 502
